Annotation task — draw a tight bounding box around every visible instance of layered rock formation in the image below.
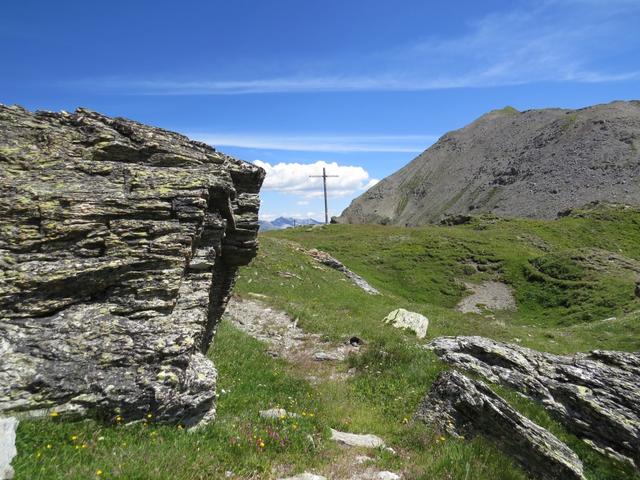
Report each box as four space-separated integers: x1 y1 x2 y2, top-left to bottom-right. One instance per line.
336 101 640 225
0 105 264 426
416 371 586 480
425 336 640 469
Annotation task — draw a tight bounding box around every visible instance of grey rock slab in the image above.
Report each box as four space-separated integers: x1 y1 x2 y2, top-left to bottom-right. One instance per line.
330 428 386 448
382 308 429 339
416 371 586 480
0 105 265 427
0 417 18 480
427 336 640 468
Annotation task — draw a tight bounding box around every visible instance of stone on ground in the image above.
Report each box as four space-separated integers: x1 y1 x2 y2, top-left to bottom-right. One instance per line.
350 471 402 480
259 408 299 419
383 308 429 338
0 417 18 480
416 371 586 480
330 429 386 448
278 473 327 480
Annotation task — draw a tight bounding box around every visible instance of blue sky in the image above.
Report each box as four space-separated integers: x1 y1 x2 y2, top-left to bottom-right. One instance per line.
3 0 640 220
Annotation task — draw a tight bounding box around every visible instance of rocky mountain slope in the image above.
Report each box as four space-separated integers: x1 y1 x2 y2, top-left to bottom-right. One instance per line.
336 101 640 225
0 105 264 426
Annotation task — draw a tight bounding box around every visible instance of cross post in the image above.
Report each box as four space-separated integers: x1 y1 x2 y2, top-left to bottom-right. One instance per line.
309 167 339 224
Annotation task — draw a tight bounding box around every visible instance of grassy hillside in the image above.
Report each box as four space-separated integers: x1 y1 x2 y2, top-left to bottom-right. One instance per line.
12 204 640 479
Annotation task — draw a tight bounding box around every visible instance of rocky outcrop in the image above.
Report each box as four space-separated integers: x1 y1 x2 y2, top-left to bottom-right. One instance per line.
307 249 380 295
336 101 640 225
427 336 640 468
416 371 586 480
0 105 264 426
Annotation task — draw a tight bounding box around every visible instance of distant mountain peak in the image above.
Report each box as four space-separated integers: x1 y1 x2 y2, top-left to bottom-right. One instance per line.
336 100 640 226
259 217 322 231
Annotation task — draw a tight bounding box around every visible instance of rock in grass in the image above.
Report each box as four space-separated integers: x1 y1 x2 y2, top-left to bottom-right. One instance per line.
278 474 327 480
383 308 429 338
416 371 586 480
259 408 299 419
313 351 345 361
427 336 640 468
350 472 402 480
0 417 18 480
0 105 264 427
330 428 386 448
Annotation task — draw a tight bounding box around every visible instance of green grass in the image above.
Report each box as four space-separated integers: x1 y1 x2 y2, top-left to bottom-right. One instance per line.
13 204 640 479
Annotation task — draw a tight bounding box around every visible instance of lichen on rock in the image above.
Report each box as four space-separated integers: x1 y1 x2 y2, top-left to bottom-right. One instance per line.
0 105 264 427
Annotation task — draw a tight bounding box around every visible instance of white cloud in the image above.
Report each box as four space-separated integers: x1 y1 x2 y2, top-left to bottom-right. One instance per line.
190 133 433 153
253 160 378 199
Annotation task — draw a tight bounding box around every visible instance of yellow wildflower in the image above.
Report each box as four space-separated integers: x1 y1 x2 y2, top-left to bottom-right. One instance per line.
96 470 103 476
50 411 59 417
259 441 265 448
46 444 52 449
71 435 78 441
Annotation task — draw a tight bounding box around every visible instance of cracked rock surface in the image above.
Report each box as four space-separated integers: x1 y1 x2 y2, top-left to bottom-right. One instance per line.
427 336 640 468
0 105 264 426
416 370 586 480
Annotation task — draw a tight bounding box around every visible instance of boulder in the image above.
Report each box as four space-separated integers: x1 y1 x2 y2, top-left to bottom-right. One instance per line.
0 105 264 426
0 417 18 480
383 309 429 339
416 371 586 480
427 336 640 468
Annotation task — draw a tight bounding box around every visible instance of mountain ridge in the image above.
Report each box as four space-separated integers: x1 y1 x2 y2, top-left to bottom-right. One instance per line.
336 100 640 226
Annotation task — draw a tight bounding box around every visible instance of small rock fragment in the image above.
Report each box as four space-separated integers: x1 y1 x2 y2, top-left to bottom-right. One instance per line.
330 428 386 448
259 408 299 419
278 473 327 480
313 351 344 362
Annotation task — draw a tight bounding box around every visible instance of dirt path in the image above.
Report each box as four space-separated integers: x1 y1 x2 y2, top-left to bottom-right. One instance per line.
223 296 359 382
223 295 403 479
